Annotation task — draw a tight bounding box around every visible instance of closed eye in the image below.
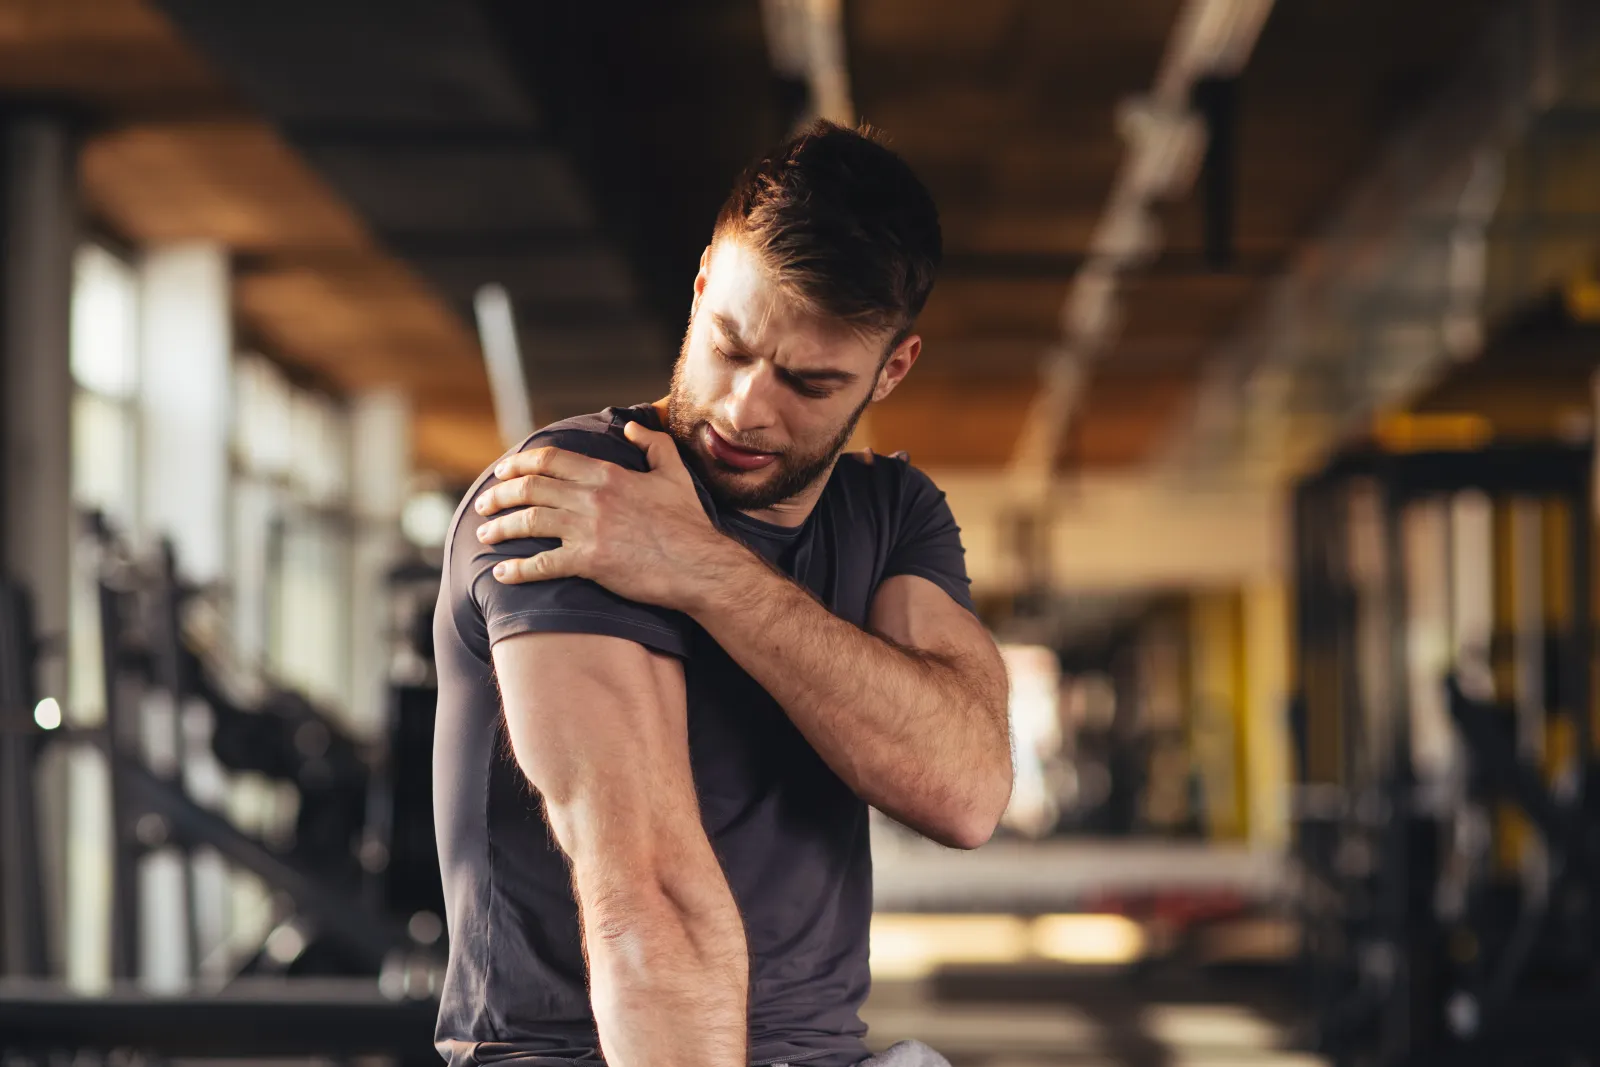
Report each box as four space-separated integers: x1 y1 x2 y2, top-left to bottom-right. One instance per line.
782 372 833 399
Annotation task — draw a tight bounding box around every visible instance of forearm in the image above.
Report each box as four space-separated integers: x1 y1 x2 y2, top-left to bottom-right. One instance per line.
687 545 1011 848
580 862 748 1067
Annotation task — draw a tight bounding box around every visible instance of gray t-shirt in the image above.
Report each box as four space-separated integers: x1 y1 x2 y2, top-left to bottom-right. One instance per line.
432 404 974 1067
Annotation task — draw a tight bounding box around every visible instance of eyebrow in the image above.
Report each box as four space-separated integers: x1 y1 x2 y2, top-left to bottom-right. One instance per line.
711 312 860 386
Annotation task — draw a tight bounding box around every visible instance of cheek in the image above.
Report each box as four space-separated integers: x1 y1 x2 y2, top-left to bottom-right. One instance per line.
679 342 727 405
789 395 858 445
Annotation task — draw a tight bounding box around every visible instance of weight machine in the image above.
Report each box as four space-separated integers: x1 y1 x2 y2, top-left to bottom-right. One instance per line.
2 517 445 1060
84 514 427 981
1291 444 1600 1065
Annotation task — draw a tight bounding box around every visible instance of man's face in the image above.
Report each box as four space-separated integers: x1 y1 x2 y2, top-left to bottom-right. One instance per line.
666 240 918 513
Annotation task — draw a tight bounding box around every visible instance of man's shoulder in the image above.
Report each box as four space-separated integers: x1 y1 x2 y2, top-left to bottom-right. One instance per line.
833 448 943 510
443 405 651 567
513 405 655 472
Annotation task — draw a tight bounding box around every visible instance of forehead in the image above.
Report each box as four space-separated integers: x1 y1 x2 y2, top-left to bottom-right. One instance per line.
702 240 882 368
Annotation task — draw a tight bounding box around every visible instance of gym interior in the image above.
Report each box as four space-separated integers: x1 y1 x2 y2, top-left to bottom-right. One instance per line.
4 1 1600 1064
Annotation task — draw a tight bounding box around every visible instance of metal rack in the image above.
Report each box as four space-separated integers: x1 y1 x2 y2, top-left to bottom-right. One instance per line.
1 521 445 1061
1291 444 1598 1065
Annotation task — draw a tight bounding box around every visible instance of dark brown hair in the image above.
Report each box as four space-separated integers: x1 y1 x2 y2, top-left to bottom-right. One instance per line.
712 120 942 350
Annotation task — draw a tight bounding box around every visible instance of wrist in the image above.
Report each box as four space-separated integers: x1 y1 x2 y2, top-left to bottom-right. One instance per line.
677 531 766 619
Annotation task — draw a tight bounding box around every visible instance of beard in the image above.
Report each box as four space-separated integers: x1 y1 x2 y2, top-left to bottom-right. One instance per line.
665 349 871 513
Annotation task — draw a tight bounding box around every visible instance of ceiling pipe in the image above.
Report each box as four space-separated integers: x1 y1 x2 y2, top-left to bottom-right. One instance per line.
1155 0 1600 488
1009 0 1275 488
761 0 857 127
474 283 536 447
761 0 866 451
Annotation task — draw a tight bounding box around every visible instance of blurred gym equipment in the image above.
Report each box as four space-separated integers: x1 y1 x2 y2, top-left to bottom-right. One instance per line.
0 519 446 1058
0 577 49 980
1291 443 1599 1065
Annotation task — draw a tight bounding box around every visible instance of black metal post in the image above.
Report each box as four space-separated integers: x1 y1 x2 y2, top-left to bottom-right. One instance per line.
0 578 48 977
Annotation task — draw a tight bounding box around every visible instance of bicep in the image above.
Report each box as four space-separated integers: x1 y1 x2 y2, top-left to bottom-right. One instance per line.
868 573 997 665
492 631 696 861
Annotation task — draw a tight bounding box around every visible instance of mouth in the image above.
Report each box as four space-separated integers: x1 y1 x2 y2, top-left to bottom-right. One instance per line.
703 424 779 472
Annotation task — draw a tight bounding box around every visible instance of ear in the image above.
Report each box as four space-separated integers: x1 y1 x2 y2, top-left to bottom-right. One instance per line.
871 334 921 403
691 244 712 313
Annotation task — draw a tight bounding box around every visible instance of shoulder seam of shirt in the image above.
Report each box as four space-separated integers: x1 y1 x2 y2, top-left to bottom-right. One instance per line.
489 607 682 638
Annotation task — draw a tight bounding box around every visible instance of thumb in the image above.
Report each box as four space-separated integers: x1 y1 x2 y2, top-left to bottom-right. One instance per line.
623 420 687 475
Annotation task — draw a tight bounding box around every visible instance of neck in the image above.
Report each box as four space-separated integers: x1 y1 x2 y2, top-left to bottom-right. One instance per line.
735 469 833 528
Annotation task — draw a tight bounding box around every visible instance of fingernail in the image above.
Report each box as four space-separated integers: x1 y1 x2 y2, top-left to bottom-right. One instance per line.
493 563 508 578
495 463 509 478
476 526 489 541
475 499 488 515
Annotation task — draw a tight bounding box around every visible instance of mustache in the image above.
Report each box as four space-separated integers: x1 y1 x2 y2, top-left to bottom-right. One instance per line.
703 422 786 456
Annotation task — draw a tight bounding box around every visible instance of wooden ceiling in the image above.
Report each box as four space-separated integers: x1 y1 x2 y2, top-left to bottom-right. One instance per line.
4 0 1511 482
848 0 1503 470
3 0 500 478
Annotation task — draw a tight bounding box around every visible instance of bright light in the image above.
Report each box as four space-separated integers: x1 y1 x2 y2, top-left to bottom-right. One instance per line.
1033 913 1146 965
33 697 62 731
870 913 1147 979
401 490 457 549
1145 1004 1282 1048
870 915 1032 980
264 922 307 965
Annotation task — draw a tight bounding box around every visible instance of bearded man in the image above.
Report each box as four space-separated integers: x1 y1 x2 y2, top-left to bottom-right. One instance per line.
432 121 1013 1067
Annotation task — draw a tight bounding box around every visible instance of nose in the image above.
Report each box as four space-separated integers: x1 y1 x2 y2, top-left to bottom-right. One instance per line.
721 364 778 435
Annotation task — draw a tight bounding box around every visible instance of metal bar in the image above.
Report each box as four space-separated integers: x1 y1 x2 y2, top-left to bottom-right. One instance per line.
1379 479 1417 1060
0 580 47 978
116 758 414 968
0 978 438 1055
1567 456 1592 799
1195 75 1239 270
148 542 203 984
97 575 140 982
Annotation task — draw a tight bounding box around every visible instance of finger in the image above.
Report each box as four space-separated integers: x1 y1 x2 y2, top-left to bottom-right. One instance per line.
492 446 608 486
474 474 584 517
622 421 689 478
492 547 581 585
474 505 572 545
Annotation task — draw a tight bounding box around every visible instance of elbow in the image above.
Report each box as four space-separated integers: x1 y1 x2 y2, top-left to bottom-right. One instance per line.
952 726 1015 850
940 816 997 852
934 771 1012 852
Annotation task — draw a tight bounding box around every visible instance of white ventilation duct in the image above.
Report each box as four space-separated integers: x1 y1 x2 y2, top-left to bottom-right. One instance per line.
1010 0 1277 481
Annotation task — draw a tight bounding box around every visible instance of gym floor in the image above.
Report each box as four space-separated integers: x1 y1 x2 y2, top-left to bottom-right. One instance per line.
864 974 1316 1067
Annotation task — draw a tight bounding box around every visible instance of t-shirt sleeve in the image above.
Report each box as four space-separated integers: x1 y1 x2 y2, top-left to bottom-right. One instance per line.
460 425 692 658
881 462 978 616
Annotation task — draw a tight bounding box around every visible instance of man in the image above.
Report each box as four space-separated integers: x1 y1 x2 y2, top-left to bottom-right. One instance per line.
432 121 1013 1067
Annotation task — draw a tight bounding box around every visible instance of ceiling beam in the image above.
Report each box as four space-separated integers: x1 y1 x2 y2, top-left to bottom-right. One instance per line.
940 249 1280 281
282 121 554 152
